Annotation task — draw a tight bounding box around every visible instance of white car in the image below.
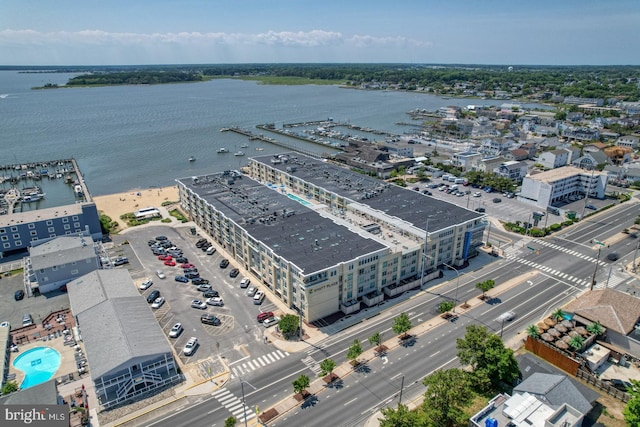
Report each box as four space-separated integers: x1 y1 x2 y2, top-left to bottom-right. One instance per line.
263 316 280 328
169 322 183 338
240 277 251 288
183 337 198 356
191 299 207 310
151 297 165 309
139 279 153 290
206 297 224 307
473 192 482 197
156 270 166 279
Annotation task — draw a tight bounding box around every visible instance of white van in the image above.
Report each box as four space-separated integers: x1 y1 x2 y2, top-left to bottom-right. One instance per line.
253 291 265 305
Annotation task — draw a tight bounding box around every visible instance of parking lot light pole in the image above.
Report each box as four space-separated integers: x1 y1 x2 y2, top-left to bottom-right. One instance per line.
240 377 248 427
442 262 460 312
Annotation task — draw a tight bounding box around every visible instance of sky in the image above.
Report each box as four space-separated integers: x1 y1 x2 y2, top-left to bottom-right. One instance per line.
1 0 639 66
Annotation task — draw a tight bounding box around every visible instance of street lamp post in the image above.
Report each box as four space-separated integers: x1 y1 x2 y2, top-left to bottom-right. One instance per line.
590 240 605 291
634 238 640 273
500 318 506 338
442 262 461 312
240 377 249 427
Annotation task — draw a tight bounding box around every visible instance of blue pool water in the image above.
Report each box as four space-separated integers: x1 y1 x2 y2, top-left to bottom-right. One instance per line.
287 193 313 207
13 347 61 389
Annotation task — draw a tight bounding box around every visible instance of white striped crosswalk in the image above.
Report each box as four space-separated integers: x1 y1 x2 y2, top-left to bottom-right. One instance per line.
516 259 594 288
301 355 322 376
230 350 289 379
531 239 607 266
211 389 255 423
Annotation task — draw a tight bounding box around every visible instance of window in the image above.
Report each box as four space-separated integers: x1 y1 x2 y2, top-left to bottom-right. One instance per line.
52 266 58 271
12 234 19 239
72 216 79 221
30 231 37 236
70 269 78 275
15 240 22 246
48 227 55 233
64 224 70 230
62 218 68 223
10 226 17 232
2 243 9 249
74 223 80 228
46 220 53 226
0 229 5 234
28 223 35 229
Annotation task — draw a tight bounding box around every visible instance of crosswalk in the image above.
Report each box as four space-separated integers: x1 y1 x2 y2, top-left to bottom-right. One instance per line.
516 258 605 289
230 350 289 379
301 355 322 376
211 388 255 423
531 239 607 266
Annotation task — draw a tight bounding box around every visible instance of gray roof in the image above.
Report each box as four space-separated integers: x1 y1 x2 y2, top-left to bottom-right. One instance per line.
30 236 96 270
514 373 592 415
250 153 483 234
68 270 173 379
68 269 140 316
0 380 58 405
177 171 387 274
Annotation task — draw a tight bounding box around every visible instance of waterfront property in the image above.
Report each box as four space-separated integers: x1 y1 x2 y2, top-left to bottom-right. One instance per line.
177 152 486 322
67 270 182 410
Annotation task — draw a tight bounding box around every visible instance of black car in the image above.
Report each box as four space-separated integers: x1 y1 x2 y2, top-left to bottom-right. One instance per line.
156 235 168 241
219 259 229 268
146 290 160 303
175 257 188 264
203 290 219 298
196 240 209 248
191 278 209 286
160 241 173 248
229 268 240 278
14 290 24 301
147 240 158 246
200 314 221 326
185 272 200 279
475 207 486 213
183 267 198 273
492 198 502 203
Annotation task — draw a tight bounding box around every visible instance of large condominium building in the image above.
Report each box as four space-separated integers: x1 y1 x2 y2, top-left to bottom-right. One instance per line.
177 153 486 322
518 166 608 209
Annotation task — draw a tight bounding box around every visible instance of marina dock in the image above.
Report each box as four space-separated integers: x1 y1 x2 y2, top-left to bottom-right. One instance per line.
223 126 326 158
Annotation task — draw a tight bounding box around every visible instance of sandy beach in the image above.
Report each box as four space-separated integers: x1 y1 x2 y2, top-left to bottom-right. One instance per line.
91 186 180 231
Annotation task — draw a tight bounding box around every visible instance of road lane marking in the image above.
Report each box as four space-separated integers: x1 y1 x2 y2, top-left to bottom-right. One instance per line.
344 397 358 406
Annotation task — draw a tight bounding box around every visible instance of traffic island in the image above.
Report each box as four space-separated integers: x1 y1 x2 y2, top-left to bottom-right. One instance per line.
259 408 278 424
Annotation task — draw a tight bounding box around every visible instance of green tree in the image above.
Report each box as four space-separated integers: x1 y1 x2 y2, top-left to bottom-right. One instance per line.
292 374 310 395
475 279 495 299
379 403 426 427
278 314 300 339
1 381 18 395
586 321 604 336
224 416 237 427
456 325 519 388
319 358 336 378
568 335 585 351
347 339 363 365
438 301 454 314
624 380 640 425
550 308 565 321
368 332 382 349
422 368 473 427
526 324 540 339
392 312 412 339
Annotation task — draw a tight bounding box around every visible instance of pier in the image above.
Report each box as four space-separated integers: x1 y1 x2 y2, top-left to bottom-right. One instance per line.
224 126 326 159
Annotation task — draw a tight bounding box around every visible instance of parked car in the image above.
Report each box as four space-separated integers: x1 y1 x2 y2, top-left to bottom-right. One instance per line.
146 290 160 304
473 192 482 197
190 299 207 310
220 259 229 268
185 272 200 279
200 314 221 326
253 291 265 305
229 268 240 278
181 263 195 269
492 198 502 203
22 313 33 327
197 284 212 292
203 290 219 298
586 204 597 210
151 297 165 309
196 240 209 248
147 240 157 246
183 267 198 274
240 277 251 288
263 317 280 328
257 311 274 323
160 241 173 248
175 257 188 264
246 286 258 297
14 290 24 301
158 254 172 261
169 322 183 338
156 270 166 279
191 278 209 286
183 337 198 356
175 275 189 283
139 279 153 290
607 252 619 261
113 257 129 266
607 379 635 392
206 297 224 306
475 207 486 213
156 235 168 241
164 260 176 267
206 246 216 255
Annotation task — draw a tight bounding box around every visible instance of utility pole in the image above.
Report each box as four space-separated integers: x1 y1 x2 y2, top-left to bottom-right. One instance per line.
590 240 605 291
634 238 640 273
240 378 248 427
398 375 405 404
443 262 461 312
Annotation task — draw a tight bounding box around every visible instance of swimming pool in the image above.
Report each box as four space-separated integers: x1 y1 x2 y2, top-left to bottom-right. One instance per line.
13 347 61 389
287 193 313 207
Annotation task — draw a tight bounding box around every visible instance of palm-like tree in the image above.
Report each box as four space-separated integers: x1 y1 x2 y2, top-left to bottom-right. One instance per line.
568 335 585 351
586 321 604 336
526 324 540 339
551 308 565 322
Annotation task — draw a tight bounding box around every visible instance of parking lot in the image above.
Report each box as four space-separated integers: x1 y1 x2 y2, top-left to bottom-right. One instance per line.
107 226 279 366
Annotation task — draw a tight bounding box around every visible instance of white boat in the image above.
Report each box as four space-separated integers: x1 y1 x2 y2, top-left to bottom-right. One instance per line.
188 156 196 162
255 147 264 151
240 143 249 148
234 151 245 156
74 184 83 196
217 148 229 153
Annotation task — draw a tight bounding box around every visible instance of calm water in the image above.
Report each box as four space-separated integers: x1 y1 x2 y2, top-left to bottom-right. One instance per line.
0 71 547 196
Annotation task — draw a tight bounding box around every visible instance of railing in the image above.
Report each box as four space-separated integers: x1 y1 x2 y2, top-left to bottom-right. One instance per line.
576 368 630 402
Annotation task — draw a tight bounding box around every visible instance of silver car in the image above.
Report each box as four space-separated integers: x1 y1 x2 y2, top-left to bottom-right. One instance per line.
169 322 183 338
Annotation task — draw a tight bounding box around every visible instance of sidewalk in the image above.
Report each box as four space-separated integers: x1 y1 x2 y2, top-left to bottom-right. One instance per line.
259 269 539 425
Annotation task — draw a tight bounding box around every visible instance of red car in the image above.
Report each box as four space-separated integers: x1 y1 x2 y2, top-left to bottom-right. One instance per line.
257 312 274 323
158 254 172 261
164 260 176 266
181 263 195 269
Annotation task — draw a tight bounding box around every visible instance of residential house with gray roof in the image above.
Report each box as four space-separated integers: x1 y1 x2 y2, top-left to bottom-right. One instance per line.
538 148 571 170
67 270 181 410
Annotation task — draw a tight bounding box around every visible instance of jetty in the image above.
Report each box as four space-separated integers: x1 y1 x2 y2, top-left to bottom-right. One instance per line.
224 127 324 159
